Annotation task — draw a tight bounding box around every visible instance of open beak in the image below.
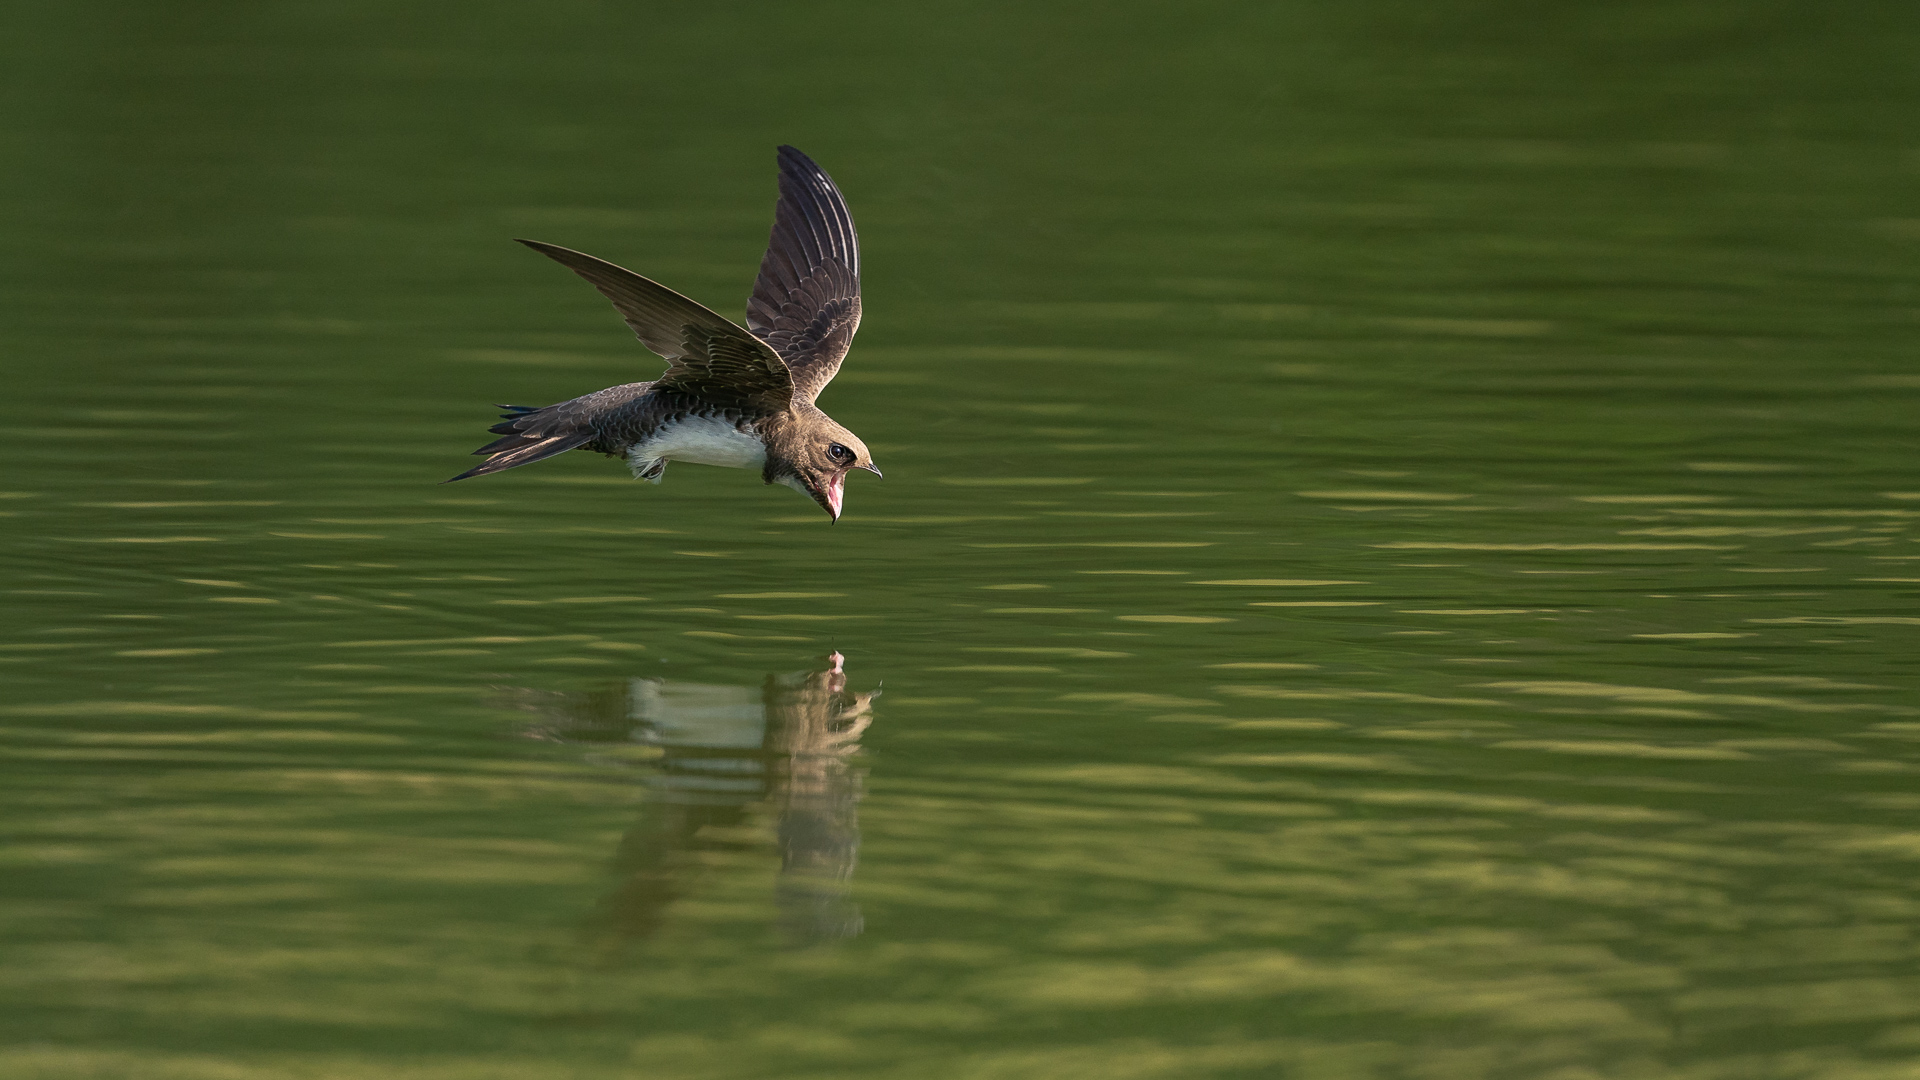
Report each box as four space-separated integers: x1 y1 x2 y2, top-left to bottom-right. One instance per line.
815 472 845 522
858 462 883 478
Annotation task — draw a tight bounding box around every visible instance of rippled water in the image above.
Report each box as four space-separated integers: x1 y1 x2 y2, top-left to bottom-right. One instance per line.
5 4 1920 1078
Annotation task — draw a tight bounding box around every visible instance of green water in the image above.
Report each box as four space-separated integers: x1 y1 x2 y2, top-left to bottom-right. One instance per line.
5 3 1920 1077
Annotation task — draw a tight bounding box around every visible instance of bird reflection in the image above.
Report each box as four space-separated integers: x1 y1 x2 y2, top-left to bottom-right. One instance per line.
500 653 876 951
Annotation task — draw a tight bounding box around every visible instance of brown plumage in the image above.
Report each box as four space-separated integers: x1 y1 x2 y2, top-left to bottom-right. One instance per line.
447 146 878 521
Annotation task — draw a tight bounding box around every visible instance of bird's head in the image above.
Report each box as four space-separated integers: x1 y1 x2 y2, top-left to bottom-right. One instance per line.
764 412 880 522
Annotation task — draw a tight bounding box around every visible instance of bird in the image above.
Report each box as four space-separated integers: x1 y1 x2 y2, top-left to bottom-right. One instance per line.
447 145 879 521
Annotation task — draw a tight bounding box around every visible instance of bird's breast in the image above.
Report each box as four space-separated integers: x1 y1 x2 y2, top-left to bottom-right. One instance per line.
630 415 767 470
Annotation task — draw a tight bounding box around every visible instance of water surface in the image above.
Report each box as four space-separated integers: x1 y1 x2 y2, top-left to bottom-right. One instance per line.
4 3 1920 1078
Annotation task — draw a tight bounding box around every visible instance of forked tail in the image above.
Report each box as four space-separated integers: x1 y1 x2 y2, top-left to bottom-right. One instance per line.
444 404 595 483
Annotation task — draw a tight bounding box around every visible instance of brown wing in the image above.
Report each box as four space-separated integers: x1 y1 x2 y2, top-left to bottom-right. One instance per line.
516 239 793 411
745 146 861 404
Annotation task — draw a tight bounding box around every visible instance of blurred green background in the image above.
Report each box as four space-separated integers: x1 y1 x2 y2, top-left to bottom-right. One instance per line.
3 2 1919 1078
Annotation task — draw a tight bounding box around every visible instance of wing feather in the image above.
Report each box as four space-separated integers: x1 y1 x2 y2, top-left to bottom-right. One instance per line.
515 239 792 410
746 146 861 403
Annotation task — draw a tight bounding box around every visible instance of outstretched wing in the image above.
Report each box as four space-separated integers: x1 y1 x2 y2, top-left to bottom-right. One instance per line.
516 239 793 411
745 145 861 404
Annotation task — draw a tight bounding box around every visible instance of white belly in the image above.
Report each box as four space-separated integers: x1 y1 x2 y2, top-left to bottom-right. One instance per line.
628 416 765 478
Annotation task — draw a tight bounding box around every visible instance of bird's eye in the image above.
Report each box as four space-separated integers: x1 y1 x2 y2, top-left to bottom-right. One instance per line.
828 443 853 464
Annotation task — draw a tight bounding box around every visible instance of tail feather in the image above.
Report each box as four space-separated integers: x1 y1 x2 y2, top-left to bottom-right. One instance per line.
488 404 541 435
472 432 535 456
445 402 597 483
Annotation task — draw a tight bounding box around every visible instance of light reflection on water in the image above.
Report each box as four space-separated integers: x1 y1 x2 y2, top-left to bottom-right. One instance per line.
500 654 877 950
3 450 1919 1078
